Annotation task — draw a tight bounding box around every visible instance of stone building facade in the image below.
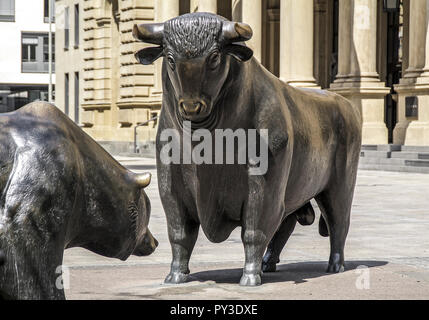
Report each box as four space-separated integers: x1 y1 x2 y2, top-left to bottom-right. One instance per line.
54 0 429 152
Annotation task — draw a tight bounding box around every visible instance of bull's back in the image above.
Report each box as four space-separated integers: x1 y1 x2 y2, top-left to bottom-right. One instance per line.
281 85 362 212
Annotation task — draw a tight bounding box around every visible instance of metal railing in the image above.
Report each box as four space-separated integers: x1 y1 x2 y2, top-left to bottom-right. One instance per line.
134 116 158 154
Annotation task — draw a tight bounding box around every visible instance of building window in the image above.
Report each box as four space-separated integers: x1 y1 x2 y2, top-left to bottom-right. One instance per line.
74 72 79 123
43 0 55 23
64 6 69 49
65 73 69 115
74 4 79 47
22 33 55 73
43 34 55 63
22 38 37 62
0 0 15 22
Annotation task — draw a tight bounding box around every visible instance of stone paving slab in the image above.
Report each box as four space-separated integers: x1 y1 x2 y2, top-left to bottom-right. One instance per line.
66 261 429 300
64 158 429 299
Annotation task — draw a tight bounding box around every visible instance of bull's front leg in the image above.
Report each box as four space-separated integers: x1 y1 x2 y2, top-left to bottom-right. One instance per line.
158 159 200 284
165 214 199 284
240 228 267 286
240 175 279 286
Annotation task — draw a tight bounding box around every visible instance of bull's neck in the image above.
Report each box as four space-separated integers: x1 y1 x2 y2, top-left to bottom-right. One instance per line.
216 58 254 129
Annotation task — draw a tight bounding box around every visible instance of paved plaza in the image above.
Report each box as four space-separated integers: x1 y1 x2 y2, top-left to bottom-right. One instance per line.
64 157 429 300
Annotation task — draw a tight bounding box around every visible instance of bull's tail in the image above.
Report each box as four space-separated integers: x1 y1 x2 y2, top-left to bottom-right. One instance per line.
319 216 329 237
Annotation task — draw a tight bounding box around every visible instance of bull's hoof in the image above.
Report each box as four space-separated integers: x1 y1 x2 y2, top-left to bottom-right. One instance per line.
326 263 345 273
261 261 277 273
327 253 345 273
262 252 279 273
164 272 189 284
239 273 262 286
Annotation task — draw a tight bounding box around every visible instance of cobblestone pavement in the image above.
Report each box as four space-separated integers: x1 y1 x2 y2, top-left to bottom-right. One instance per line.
64 157 429 299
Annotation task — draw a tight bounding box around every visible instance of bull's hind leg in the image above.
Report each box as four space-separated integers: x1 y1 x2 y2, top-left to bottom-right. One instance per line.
315 186 354 273
262 202 315 272
262 214 297 272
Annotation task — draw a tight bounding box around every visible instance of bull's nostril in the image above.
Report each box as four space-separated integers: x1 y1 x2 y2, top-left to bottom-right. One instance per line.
179 101 206 117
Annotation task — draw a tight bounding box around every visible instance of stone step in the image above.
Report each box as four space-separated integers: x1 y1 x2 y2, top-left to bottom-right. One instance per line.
401 145 429 153
390 152 429 160
361 145 378 151
390 152 417 159
359 164 429 174
359 144 429 173
405 159 429 168
359 157 405 166
360 150 391 158
361 144 402 152
361 155 429 165
419 153 429 160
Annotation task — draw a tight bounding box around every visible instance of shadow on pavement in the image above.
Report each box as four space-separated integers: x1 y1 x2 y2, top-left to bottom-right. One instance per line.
190 260 388 285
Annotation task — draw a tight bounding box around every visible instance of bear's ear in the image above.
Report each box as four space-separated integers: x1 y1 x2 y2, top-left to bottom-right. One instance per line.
135 172 151 189
135 46 163 65
224 44 253 62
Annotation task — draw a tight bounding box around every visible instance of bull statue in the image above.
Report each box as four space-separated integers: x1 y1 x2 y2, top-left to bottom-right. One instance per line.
0 102 158 299
133 13 362 286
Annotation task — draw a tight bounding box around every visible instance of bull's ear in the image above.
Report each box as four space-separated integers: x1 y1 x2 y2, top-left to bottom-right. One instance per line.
135 46 163 65
224 44 253 62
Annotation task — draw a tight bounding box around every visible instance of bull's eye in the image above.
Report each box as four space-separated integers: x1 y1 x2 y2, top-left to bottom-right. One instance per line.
208 52 221 70
167 56 176 71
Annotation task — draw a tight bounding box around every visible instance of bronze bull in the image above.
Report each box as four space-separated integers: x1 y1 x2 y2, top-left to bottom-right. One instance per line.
134 13 362 286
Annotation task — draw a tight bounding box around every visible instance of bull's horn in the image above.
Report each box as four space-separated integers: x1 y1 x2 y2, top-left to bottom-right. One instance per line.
133 23 165 45
222 21 253 43
135 172 152 188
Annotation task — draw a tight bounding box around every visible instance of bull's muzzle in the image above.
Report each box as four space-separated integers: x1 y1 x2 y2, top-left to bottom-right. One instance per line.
179 99 208 121
133 230 158 256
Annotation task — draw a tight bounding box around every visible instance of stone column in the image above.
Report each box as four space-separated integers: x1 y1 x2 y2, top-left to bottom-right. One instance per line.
348 0 380 82
332 0 351 84
392 0 410 145
198 0 217 13
153 0 180 95
330 0 390 145
403 0 427 80
160 0 180 21
279 0 318 87
419 1 429 80
232 0 262 62
398 0 429 146
190 0 199 12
